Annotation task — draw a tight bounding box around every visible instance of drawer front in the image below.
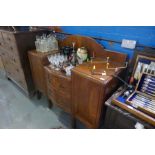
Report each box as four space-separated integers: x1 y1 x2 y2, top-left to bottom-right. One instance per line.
0 51 11 72
2 32 16 44
7 64 27 90
1 50 27 90
9 52 21 67
1 32 18 54
0 41 6 51
1 50 21 67
15 69 27 90
2 42 18 55
48 73 71 94
47 86 71 113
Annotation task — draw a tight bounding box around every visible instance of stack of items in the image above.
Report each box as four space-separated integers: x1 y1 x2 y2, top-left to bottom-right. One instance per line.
47 42 89 76
35 34 58 52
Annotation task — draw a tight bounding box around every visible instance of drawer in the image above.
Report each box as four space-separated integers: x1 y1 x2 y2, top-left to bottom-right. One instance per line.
48 86 71 102
48 87 71 113
2 43 18 55
7 64 27 90
0 41 6 51
2 32 16 43
13 65 25 80
49 73 71 93
0 52 11 70
1 50 21 68
17 78 28 90
45 69 71 99
10 54 21 67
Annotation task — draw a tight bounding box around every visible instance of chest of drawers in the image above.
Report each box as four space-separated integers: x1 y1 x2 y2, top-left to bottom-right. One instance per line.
0 29 47 96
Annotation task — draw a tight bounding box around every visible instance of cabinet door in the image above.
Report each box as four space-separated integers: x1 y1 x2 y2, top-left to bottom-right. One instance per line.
28 52 50 94
72 71 104 128
28 53 44 92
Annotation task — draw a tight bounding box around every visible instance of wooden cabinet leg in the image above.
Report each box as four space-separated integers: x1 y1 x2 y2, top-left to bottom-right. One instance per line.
71 117 76 129
37 91 42 100
48 99 53 109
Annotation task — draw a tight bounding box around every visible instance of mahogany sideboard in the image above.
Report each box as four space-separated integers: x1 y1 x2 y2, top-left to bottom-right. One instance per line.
0 29 47 96
27 35 127 128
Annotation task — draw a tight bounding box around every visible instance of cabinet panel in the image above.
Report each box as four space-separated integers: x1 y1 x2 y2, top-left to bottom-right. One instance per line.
72 71 104 127
2 32 16 44
28 50 52 94
50 73 71 94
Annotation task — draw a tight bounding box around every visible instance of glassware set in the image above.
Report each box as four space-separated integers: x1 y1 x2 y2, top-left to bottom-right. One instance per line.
48 53 68 70
47 42 78 76
48 53 74 76
35 33 58 52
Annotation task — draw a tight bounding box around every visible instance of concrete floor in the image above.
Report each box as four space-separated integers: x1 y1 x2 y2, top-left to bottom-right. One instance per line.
0 70 74 129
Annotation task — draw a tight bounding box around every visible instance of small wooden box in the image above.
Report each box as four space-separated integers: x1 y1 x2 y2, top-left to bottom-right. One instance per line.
112 55 155 126
126 73 155 119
